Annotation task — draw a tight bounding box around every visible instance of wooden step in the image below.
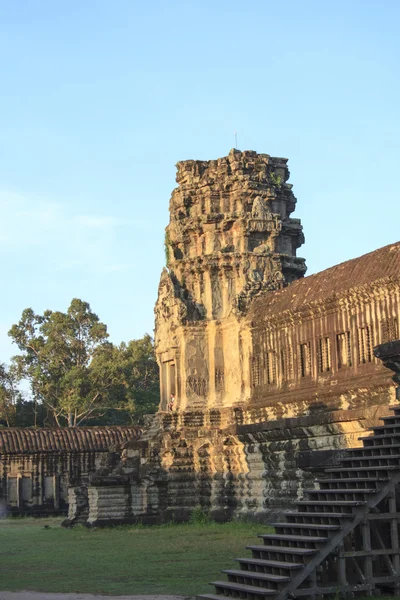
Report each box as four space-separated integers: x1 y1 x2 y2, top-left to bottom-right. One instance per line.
285 512 352 521
258 534 328 543
223 569 290 583
204 412 400 600
211 581 276 596
316 477 387 482
237 557 303 571
360 433 400 442
316 477 387 484
380 416 400 424
247 545 317 555
325 465 399 474
272 521 341 529
197 594 231 600
340 454 400 462
296 500 365 507
347 445 400 452
198 595 229 600
371 424 400 431
305 488 375 494
346 449 400 458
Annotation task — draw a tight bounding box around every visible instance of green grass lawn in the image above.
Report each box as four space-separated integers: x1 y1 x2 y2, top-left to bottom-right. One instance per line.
0 517 271 596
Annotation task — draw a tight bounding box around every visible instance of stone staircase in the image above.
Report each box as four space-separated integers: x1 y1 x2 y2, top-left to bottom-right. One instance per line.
198 404 400 600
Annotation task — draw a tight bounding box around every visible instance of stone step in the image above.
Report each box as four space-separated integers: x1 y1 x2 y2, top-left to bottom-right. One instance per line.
258 534 328 545
237 557 303 571
211 581 276 596
223 569 290 583
247 545 317 556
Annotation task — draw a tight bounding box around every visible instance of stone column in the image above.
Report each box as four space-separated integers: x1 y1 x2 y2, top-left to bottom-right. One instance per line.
17 474 22 509
53 474 60 509
204 270 213 318
221 270 230 318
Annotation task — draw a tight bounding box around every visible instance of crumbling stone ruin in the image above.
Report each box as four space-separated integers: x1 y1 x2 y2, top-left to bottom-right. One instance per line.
65 149 400 526
0 426 140 515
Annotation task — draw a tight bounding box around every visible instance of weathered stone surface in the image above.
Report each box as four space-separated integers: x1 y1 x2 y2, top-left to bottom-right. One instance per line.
65 150 400 526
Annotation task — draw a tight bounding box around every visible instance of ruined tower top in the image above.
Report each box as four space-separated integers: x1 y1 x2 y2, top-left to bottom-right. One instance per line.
162 149 306 321
155 149 307 410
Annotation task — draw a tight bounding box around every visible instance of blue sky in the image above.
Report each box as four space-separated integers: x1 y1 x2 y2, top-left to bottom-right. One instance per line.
0 0 399 363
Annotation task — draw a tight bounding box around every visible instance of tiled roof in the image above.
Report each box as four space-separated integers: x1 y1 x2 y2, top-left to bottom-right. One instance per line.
251 242 400 319
0 426 141 454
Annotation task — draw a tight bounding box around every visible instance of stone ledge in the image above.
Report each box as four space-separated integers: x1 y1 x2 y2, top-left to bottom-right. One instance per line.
236 408 368 435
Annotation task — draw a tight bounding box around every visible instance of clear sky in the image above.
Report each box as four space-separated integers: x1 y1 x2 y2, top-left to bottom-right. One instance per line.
0 0 399 364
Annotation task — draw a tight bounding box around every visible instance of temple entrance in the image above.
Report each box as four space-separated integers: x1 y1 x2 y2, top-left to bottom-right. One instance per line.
161 359 176 411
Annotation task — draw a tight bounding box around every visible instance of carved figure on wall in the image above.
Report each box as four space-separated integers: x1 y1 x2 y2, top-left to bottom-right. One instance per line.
186 374 208 397
251 196 270 220
215 368 224 392
253 243 272 255
250 269 263 282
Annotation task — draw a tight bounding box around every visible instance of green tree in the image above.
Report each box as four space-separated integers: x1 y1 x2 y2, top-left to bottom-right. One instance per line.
0 363 20 426
122 334 160 424
8 299 160 427
86 334 160 426
8 299 126 427
14 398 48 427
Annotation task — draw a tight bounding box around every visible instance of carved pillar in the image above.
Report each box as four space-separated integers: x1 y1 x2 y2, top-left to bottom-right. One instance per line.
204 270 213 318
208 324 216 407
160 362 168 410
54 474 60 509
17 474 22 509
221 270 230 318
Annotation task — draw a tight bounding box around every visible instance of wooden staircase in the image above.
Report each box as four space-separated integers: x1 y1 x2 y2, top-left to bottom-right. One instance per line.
198 405 400 600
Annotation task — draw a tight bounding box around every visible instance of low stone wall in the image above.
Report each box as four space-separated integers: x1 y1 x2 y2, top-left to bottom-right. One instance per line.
0 426 141 515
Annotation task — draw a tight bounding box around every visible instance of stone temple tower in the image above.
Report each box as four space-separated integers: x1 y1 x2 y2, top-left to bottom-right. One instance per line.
155 149 306 413
65 150 400 526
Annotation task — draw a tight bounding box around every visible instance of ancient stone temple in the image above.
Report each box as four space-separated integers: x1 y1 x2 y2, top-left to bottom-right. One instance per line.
0 426 140 515
157 149 306 413
65 150 400 526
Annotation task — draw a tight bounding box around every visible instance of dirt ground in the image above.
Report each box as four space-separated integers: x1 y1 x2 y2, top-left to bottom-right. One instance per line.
0 594 194 600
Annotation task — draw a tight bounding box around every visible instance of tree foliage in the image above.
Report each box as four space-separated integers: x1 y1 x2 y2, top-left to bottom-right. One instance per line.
0 363 20 426
120 334 160 424
8 299 160 427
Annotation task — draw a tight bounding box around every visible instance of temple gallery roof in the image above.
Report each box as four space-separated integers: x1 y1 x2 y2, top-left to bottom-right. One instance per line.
0 426 141 454
251 242 400 319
